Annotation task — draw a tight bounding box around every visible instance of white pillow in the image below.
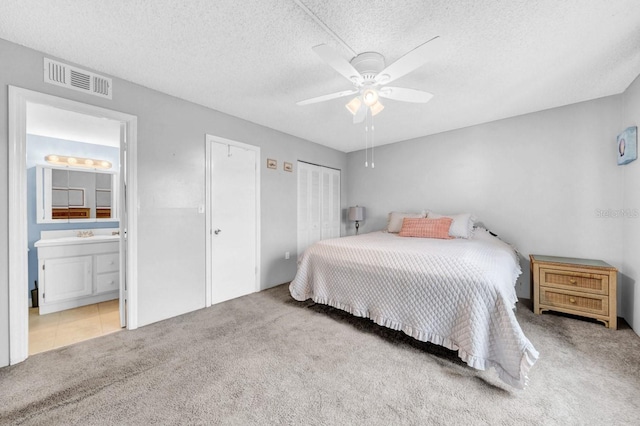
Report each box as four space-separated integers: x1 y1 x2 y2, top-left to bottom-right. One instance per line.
387 211 425 233
427 212 476 238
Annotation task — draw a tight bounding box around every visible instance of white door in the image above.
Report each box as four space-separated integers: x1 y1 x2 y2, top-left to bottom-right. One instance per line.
297 162 340 257
321 168 341 240
208 136 260 305
297 162 321 256
118 123 127 328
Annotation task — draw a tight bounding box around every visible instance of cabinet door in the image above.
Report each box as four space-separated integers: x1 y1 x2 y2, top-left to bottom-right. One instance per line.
42 256 93 303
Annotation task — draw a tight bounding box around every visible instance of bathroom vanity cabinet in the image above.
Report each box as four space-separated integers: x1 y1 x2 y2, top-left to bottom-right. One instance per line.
35 230 120 315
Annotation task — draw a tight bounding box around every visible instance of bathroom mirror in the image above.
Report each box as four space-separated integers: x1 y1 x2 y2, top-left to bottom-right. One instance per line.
36 165 119 223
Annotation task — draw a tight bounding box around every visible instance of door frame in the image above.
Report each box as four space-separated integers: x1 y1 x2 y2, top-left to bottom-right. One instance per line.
8 86 139 364
204 134 261 307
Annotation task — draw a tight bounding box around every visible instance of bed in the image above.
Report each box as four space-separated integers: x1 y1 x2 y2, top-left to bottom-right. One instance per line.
289 228 539 389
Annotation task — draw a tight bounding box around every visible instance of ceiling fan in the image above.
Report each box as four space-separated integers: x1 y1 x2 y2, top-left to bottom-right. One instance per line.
297 36 439 123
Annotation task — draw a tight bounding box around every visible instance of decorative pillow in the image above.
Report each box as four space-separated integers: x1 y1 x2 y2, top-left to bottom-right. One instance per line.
427 212 476 239
398 217 454 239
387 211 425 233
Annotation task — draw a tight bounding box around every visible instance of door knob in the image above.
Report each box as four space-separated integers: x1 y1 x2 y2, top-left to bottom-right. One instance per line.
214 229 222 235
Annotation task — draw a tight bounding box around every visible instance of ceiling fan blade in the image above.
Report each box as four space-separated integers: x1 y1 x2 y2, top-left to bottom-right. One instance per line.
378 87 434 103
313 44 364 85
374 36 439 85
353 102 367 124
297 89 359 106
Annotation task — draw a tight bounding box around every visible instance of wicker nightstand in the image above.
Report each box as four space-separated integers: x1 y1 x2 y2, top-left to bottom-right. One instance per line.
530 254 617 329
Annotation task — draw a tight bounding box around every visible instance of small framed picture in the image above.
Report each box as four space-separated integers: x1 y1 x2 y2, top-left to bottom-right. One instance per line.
283 162 293 172
267 158 277 169
617 126 637 166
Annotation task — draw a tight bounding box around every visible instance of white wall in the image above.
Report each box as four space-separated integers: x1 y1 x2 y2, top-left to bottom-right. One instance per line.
0 38 347 367
621 74 640 331
346 96 625 305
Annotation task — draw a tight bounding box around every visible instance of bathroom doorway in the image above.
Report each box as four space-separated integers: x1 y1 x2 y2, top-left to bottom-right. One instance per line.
27 103 122 354
8 87 139 364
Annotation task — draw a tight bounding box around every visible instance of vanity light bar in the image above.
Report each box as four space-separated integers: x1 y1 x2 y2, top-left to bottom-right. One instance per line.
45 154 112 169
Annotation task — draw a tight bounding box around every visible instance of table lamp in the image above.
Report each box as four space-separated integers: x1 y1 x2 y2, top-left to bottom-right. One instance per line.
348 206 365 235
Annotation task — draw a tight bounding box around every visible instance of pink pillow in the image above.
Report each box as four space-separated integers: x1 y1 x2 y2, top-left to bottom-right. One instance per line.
399 217 454 239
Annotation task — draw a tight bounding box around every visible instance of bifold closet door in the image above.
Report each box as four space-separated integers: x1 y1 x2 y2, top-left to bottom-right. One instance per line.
210 141 258 304
321 167 340 240
297 162 340 258
297 162 321 257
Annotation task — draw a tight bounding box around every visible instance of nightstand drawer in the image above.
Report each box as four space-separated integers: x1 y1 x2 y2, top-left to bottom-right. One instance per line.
540 268 609 295
540 287 609 316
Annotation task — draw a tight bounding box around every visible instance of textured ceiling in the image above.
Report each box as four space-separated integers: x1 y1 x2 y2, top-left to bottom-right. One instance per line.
2 0 640 152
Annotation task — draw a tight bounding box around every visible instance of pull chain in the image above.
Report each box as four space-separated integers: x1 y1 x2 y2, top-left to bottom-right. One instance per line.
364 112 369 168
362 107 377 168
371 113 375 169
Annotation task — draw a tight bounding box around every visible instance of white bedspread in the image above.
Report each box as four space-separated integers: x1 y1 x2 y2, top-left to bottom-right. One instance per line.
289 230 539 389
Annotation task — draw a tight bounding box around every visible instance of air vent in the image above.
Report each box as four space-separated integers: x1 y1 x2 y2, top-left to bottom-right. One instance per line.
44 58 112 99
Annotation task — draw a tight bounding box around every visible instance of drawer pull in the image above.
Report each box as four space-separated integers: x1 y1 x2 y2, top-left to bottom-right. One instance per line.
569 279 577 284
569 298 576 303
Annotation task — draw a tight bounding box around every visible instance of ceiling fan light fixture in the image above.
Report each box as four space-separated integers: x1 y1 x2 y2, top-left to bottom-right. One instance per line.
370 100 384 116
345 96 362 115
362 89 379 106
299 37 440 126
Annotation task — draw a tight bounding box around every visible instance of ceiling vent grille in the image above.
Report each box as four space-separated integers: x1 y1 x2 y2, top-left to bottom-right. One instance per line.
44 58 112 99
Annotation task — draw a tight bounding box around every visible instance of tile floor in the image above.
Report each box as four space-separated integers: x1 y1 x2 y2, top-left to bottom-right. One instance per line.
29 299 122 355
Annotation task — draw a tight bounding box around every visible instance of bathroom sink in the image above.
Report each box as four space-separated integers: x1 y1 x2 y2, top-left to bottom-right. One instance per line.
35 234 120 247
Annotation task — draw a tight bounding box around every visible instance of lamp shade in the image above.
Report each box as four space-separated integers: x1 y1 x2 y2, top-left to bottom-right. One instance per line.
348 206 365 221
369 100 384 116
345 97 362 115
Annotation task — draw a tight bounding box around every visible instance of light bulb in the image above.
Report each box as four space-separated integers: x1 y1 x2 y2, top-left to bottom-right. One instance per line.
67 157 77 164
84 159 94 166
362 89 378 106
46 155 59 162
101 161 111 168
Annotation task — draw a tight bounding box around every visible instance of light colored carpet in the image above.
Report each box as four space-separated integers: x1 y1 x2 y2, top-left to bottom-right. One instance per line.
1 284 639 425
